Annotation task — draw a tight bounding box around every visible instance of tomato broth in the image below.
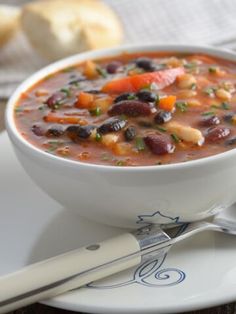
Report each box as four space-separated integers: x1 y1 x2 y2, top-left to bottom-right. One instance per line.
14 52 236 166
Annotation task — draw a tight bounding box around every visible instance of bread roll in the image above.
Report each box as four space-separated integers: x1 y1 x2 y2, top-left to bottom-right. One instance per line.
21 0 123 61
0 5 20 48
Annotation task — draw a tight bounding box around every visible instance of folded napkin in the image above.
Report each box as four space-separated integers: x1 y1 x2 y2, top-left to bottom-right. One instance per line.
1 0 236 98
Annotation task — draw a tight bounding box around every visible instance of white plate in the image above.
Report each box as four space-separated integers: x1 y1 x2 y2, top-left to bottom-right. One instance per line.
1 130 236 314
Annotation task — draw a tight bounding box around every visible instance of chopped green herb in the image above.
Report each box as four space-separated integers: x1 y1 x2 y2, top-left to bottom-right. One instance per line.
150 82 158 91
46 140 64 152
210 104 219 109
176 101 188 112
201 111 215 116
47 140 64 145
127 94 137 100
208 66 217 73
171 133 181 143
155 125 167 132
38 105 46 111
184 62 197 69
14 107 24 113
90 107 102 116
155 95 160 105
60 87 71 97
95 133 102 142
53 102 62 110
190 83 197 90
119 114 127 121
116 160 125 166
135 137 145 151
221 102 230 110
96 67 108 78
203 87 216 96
142 83 151 91
142 82 158 91
100 153 110 161
125 63 136 72
62 67 75 73
69 80 80 87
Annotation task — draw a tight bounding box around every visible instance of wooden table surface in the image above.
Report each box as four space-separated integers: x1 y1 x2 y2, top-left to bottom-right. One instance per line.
0 101 235 314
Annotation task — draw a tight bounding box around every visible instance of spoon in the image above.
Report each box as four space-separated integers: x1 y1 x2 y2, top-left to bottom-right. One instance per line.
0 214 235 313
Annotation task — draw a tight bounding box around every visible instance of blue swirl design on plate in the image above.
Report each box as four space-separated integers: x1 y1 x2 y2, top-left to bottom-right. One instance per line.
87 211 187 290
87 253 186 289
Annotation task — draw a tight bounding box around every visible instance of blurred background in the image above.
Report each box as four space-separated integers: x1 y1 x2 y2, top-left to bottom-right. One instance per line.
1 0 236 100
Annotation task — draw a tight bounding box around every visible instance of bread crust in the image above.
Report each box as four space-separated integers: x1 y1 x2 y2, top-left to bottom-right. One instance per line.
21 0 123 60
0 5 20 48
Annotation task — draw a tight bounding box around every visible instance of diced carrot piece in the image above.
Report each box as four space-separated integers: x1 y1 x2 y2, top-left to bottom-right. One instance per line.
102 67 185 94
83 60 99 79
44 113 87 125
76 92 94 109
159 95 176 111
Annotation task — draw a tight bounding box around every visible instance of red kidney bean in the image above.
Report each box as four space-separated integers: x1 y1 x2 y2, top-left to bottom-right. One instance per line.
45 91 66 109
108 100 152 117
98 118 127 134
31 124 45 136
144 134 175 155
205 126 231 142
106 61 122 74
200 115 220 127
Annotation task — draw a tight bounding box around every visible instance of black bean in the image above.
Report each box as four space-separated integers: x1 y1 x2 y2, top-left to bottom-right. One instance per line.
135 57 155 72
109 100 152 117
224 113 234 123
136 90 158 103
225 137 236 146
46 125 64 137
124 126 136 141
45 92 66 109
97 118 127 134
200 115 220 127
106 61 122 74
66 125 95 141
154 111 172 124
114 93 136 103
144 134 175 155
32 124 44 136
205 126 231 142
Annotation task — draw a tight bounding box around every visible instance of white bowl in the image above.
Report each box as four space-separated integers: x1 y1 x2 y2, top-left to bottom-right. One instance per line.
5 44 236 228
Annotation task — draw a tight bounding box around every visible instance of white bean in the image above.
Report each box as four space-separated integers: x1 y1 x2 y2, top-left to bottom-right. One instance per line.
166 122 204 146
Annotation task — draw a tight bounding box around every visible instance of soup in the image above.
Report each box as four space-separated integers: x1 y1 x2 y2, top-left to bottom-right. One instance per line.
14 52 236 166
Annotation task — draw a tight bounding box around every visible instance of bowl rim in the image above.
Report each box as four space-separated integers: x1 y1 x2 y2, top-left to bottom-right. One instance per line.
5 43 236 172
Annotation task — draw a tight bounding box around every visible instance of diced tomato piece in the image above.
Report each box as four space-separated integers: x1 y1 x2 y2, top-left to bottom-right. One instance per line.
159 95 176 111
76 92 94 108
102 67 185 94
